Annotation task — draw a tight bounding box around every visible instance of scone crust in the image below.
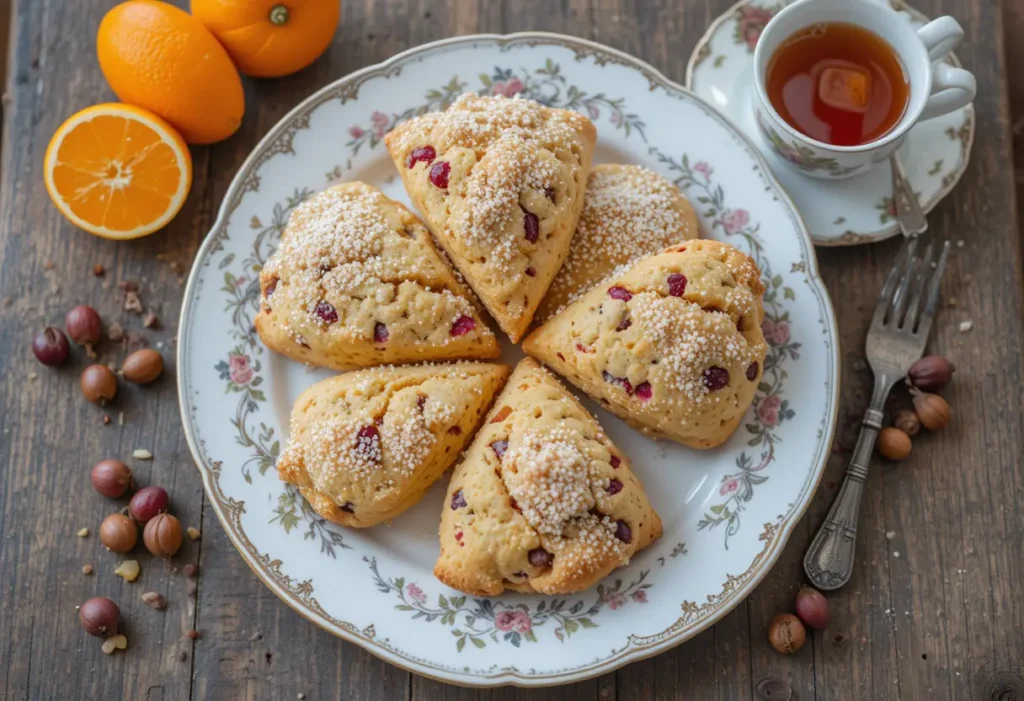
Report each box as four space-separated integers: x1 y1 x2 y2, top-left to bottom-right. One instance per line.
523 240 769 449
255 181 499 370
536 164 700 322
434 358 661 596
385 94 597 342
277 362 510 528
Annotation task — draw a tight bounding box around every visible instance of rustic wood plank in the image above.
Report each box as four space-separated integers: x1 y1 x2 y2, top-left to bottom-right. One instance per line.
2 0 1023 699
0 1 205 699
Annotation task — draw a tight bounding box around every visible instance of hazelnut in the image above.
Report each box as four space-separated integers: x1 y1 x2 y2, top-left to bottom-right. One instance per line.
144 513 183 557
79 597 120 637
877 427 912 461
794 585 830 630
913 392 951 431
183 563 198 578
768 613 806 654
99 513 137 552
187 527 201 541
186 629 200 640
91 459 133 498
122 348 164 384
66 305 103 345
32 327 70 367
893 410 921 437
81 365 117 404
82 565 93 575
129 486 169 523
907 355 954 392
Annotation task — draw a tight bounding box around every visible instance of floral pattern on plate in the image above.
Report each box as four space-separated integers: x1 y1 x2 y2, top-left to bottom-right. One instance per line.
177 33 839 686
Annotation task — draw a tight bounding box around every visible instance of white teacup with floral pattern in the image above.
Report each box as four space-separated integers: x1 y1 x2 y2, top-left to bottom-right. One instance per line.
752 0 976 180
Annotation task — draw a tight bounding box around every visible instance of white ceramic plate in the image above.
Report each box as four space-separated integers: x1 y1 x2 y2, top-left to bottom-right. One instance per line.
686 0 975 246
177 33 839 687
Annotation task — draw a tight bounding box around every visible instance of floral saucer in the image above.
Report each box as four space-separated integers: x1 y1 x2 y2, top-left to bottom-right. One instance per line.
686 0 975 246
177 33 839 686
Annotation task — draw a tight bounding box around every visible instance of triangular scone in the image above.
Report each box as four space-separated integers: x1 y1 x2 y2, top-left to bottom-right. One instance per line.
255 182 499 371
435 358 661 596
523 240 769 450
385 94 597 342
277 362 510 528
535 164 700 322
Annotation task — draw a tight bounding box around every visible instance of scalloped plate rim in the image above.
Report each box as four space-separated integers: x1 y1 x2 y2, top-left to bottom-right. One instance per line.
175 31 841 687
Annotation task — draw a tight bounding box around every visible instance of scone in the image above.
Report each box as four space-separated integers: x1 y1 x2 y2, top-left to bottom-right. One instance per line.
523 240 768 449
535 164 700 322
384 94 597 342
276 362 510 528
434 358 661 596
255 182 499 370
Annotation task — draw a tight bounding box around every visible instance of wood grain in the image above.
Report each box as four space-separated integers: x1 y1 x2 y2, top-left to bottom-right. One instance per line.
0 0 1022 699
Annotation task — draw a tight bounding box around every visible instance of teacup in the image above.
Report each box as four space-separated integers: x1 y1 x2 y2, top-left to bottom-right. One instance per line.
751 0 976 180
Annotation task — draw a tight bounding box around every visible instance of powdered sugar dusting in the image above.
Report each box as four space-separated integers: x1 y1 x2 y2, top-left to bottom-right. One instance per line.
548 165 696 311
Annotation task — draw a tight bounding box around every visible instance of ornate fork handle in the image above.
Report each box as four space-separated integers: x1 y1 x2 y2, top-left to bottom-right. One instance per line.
804 375 894 590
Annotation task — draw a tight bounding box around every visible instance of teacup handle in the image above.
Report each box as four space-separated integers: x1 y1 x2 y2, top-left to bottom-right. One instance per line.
917 17 977 120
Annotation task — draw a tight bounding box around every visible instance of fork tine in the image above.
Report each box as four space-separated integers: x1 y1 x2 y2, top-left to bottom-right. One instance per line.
901 242 934 329
916 240 952 335
888 238 919 324
874 237 917 326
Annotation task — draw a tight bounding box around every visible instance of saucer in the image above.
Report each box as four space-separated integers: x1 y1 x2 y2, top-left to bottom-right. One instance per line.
685 0 975 246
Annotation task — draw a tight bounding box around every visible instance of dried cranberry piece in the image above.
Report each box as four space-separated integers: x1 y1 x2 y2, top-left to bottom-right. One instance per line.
355 425 381 459
737 316 744 332
528 548 553 568
509 497 519 511
608 286 633 302
417 395 426 411
606 479 623 495
373 322 389 343
616 316 632 331
340 502 355 513
314 300 338 324
525 267 536 277
667 273 687 297
746 362 759 381
406 145 436 168
602 370 633 395
575 342 590 354
609 455 621 469
544 186 556 202
449 314 476 337
614 520 632 543
447 426 462 435
490 439 508 459
450 489 467 510
703 366 730 390
429 161 450 189
556 352 565 361
634 382 652 401
264 277 279 298
522 207 539 243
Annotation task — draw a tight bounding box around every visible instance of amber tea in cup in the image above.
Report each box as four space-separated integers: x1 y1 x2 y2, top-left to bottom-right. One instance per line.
765 22 910 147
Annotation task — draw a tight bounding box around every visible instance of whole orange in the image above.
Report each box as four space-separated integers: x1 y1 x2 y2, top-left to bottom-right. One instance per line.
191 0 340 78
97 0 245 144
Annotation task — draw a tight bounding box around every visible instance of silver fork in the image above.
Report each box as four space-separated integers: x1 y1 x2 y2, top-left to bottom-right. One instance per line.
804 236 952 590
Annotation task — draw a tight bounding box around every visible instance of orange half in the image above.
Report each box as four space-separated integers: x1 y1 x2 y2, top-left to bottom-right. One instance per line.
44 103 192 239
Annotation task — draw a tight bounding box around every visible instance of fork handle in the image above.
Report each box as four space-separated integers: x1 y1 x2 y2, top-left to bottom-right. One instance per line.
803 378 891 590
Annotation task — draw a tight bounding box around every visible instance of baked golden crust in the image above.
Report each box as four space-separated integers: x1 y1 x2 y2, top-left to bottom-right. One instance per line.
255 181 499 370
276 362 509 528
523 240 768 449
434 358 661 595
536 164 700 322
385 94 596 342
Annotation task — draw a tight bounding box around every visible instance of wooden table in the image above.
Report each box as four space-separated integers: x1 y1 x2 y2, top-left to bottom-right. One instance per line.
2 1 1022 699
